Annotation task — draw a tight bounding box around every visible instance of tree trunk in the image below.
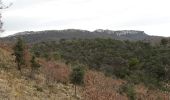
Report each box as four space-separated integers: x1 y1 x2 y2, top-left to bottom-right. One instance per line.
18 63 22 75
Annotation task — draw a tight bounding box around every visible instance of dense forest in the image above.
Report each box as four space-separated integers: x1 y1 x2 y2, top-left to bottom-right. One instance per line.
32 38 170 90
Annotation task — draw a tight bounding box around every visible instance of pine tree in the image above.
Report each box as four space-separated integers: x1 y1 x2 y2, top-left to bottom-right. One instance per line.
13 38 25 73
71 66 85 96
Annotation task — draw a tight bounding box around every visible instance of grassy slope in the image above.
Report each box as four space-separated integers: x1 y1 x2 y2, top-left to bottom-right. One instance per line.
0 47 82 100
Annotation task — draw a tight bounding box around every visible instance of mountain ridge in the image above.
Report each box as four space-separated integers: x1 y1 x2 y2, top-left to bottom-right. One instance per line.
0 29 163 44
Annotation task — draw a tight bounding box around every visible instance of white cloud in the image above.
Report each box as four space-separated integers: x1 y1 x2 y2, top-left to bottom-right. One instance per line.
1 0 170 36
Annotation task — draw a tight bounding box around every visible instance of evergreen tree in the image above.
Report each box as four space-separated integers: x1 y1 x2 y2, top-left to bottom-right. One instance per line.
71 66 85 96
13 38 25 73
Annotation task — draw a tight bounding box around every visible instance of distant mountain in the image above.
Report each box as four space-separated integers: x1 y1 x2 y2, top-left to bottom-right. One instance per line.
0 29 163 44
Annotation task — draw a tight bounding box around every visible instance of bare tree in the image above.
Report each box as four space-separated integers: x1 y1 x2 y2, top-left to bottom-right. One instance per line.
0 0 12 33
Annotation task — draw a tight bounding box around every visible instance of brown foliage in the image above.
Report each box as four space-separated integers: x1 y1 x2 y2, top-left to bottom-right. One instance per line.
83 70 170 100
134 84 170 100
42 60 71 84
83 70 127 100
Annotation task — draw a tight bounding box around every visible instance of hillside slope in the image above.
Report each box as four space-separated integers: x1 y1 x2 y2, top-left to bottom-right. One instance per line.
0 43 170 100
0 47 82 100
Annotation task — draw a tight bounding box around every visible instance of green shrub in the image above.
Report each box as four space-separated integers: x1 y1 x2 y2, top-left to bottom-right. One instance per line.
128 58 139 70
119 83 136 100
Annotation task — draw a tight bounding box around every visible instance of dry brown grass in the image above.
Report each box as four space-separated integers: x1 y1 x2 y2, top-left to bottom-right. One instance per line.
0 47 15 71
0 46 82 100
0 43 13 52
0 70 82 100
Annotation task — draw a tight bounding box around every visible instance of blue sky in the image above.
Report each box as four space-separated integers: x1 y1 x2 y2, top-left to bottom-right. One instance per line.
1 0 170 37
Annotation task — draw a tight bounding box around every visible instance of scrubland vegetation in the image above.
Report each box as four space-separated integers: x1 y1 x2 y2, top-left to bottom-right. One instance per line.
32 38 170 88
0 37 170 100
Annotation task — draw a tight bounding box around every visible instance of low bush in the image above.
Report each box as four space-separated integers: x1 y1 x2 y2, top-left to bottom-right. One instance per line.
43 61 71 84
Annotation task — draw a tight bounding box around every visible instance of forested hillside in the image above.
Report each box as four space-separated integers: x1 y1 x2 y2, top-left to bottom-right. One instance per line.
0 35 170 100
32 38 170 90
0 29 162 44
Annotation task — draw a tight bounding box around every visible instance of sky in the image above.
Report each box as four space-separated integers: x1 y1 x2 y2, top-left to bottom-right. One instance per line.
1 0 170 37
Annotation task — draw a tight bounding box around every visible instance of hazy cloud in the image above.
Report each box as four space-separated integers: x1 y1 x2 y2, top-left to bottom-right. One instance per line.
1 0 170 37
